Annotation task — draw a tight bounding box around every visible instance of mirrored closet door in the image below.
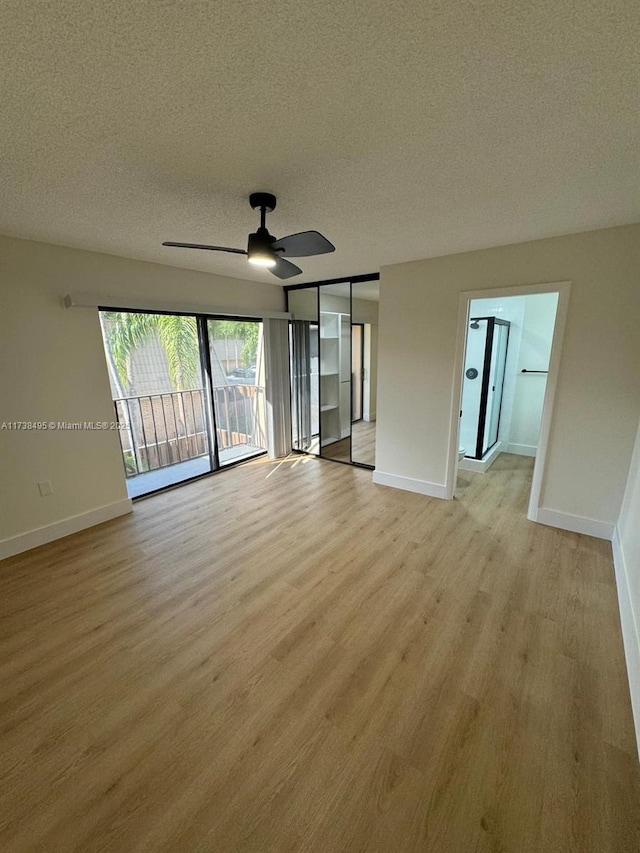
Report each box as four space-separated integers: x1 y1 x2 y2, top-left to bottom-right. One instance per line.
319 283 352 463
287 277 378 469
288 287 320 455
351 280 378 467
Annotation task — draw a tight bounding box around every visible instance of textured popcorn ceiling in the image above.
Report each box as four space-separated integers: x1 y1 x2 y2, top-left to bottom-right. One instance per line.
1 0 638 284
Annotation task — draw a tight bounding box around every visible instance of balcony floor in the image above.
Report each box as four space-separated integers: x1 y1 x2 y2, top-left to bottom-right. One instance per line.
126 446 265 498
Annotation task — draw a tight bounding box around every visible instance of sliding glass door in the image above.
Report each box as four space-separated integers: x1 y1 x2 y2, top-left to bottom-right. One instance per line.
99 310 266 498
289 288 320 455
207 319 267 465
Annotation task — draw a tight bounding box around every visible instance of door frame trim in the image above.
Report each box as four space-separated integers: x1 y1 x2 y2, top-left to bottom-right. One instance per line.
445 280 571 523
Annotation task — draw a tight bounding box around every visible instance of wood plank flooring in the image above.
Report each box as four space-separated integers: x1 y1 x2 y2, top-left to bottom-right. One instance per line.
1 453 639 852
322 420 376 466
352 420 376 467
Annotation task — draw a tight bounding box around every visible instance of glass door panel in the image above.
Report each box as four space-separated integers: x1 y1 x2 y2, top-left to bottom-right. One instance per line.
99 310 213 498
288 287 320 455
351 281 379 468
207 319 267 465
320 283 351 463
459 318 488 458
483 321 509 453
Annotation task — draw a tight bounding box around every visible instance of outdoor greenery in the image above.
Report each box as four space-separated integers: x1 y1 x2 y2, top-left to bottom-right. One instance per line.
101 311 200 394
100 313 261 399
210 320 259 369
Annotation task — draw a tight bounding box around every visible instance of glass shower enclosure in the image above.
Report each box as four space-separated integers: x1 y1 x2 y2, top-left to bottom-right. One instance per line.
459 316 510 460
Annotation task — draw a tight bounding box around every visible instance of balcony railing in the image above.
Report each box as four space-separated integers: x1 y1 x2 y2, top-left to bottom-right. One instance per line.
114 386 265 477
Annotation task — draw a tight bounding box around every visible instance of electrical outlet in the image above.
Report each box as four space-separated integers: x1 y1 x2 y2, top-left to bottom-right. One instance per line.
38 480 53 497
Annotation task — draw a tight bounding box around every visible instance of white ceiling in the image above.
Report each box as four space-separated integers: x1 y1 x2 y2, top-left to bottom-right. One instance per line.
1 1 638 286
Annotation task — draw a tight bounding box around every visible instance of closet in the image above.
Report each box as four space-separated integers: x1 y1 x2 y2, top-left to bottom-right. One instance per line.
287 276 379 468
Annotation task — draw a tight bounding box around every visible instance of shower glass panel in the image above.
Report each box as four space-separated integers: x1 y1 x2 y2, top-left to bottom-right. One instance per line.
288 287 320 455
459 319 488 457
460 316 510 460
483 322 509 454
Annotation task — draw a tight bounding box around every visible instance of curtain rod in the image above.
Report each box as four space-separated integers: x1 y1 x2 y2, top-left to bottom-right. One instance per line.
63 292 290 320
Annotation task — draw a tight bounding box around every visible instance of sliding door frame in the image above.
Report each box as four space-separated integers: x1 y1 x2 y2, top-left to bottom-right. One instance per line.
99 305 268 499
351 322 365 424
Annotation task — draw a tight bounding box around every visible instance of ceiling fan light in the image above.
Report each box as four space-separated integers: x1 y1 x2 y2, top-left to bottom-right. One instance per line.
248 251 277 268
247 231 277 268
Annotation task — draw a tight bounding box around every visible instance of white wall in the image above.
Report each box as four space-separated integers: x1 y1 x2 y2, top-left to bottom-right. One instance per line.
375 223 640 528
509 293 558 453
0 235 284 557
615 417 640 755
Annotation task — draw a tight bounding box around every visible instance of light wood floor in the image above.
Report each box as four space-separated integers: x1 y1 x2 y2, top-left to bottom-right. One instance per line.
1 454 639 852
322 420 376 466
352 420 376 467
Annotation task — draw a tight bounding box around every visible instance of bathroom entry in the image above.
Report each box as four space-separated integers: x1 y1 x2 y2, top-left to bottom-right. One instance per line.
456 290 562 485
459 317 510 460
448 282 570 517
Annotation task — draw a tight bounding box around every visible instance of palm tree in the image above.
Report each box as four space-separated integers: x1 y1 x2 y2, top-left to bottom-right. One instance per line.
102 311 200 394
101 312 201 472
100 313 263 474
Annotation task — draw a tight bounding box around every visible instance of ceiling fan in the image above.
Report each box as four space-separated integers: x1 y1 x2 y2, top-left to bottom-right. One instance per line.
162 192 335 279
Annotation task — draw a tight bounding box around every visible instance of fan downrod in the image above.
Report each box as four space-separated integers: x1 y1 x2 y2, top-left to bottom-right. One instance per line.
249 192 276 213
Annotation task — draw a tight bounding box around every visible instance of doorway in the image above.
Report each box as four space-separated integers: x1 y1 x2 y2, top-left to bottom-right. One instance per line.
448 281 570 520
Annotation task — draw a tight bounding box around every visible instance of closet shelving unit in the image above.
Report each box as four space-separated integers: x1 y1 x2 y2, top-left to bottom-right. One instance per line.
320 311 350 446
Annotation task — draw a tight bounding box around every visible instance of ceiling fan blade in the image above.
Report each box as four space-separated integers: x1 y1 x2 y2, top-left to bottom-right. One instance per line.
271 230 335 258
162 241 246 255
270 256 303 280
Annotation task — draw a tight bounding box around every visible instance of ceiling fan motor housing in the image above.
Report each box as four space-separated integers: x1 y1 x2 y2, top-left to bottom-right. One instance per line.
249 192 276 212
248 228 277 256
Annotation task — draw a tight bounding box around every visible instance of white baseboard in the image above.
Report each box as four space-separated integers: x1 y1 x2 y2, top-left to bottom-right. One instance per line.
364 412 376 423
458 443 503 473
503 442 537 457
372 470 446 499
612 526 640 761
535 507 614 540
0 498 133 561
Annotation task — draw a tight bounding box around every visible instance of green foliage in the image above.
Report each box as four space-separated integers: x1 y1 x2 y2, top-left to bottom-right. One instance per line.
155 315 199 390
102 312 200 392
209 320 259 368
102 314 261 394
